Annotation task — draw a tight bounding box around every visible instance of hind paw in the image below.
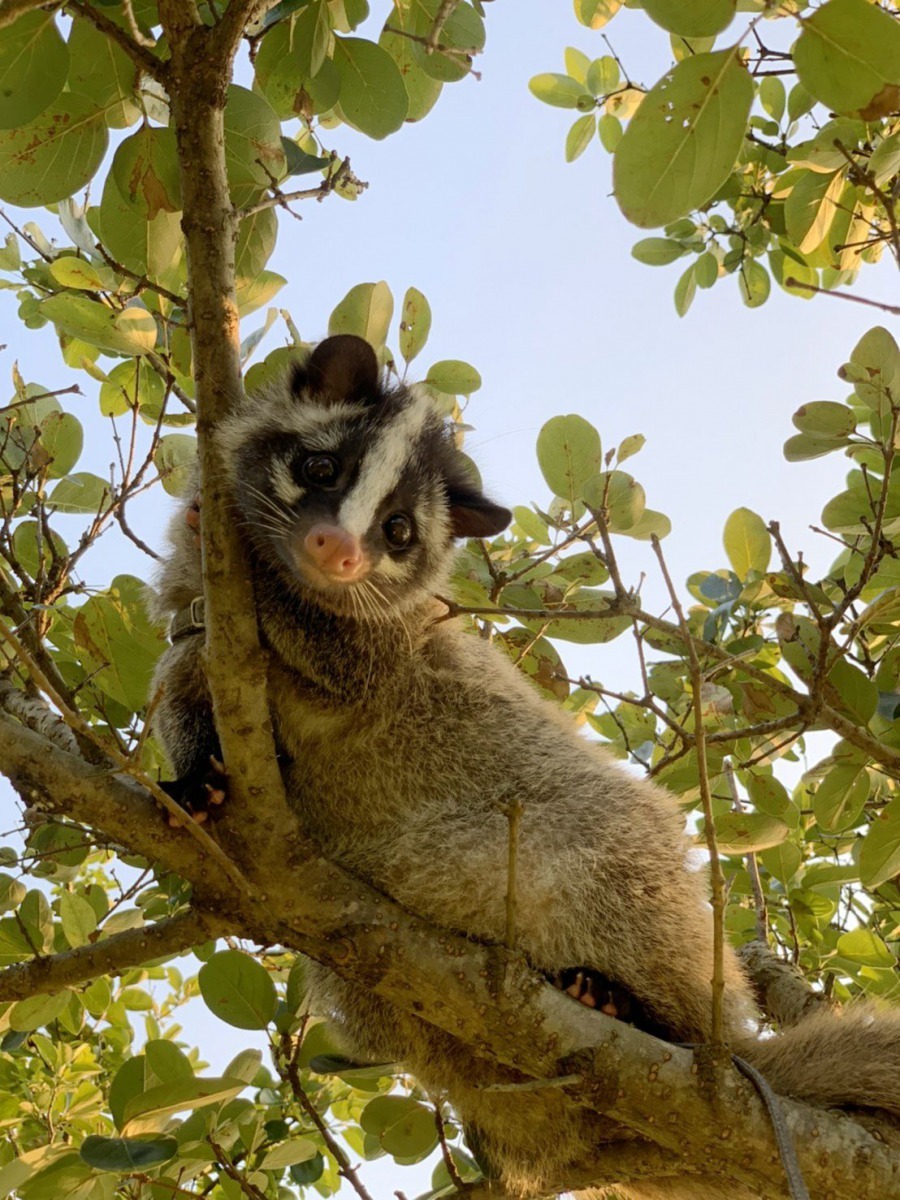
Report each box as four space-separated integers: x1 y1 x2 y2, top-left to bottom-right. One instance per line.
160 755 227 827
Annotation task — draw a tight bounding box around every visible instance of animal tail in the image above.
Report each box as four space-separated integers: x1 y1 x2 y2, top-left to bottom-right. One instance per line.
737 1003 900 1117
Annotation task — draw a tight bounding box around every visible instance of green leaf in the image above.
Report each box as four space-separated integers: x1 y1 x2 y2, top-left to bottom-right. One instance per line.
788 435 849 467
759 842 802 883
112 126 182 219
67 17 140 129
259 1138 319 1169
9 990 72 1032
793 0 900 120
328 280 393 348
0 873 25 912
379 23 443 122
223 1048 263 1084
294 0 332 77
424 360 481 395
236 269 286 318
73 574 164 711
784 169 844 255
586 56 619 96
673 263 696 316
49 472 110 514
529 73 589 109
79 1136 178 1173
566 113 596 162
617 433 645 463
846 325 900 408
709 812 790 854
723 507 770 578
40 295 156 357
360 1095 439 1161
198 949 278 1030
145 1038 195 1084
236 208 278 280
859 799 900 889
48 255 111 291
575 0 623 27
39 411 83 479
747 774 792 819
827 658 877 724
759 76 785 122
869 132 900 187
813 765 869 832
565 47 590 85
694 251 718 289
333 37 408 139
836 928 896 968
641 0 736 38
155 433 196 497
536 414 602 505
792 400 855 439
631 237 687 266
92 171 183 279
597 112 622 152
738 259 770 308
622 507 671 540
404 0 485 83
613 48 753 228
0 12 68 130
58 892 97 948
398 287 431 364
224 85 286 207
122 1076 248 1133
583 470 646 531
99 360 165 418
0 92 108 207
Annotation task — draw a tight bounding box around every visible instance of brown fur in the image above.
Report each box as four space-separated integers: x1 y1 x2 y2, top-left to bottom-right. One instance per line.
150 354 900 1200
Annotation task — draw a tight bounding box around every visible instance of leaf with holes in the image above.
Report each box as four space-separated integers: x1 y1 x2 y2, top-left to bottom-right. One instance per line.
613 48 753 228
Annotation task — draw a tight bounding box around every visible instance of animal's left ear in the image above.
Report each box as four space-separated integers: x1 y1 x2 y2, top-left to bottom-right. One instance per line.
447 485 512 539
292 335 381 404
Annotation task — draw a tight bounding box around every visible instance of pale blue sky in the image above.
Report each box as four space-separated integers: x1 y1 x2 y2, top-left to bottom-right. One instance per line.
0 3 897 1193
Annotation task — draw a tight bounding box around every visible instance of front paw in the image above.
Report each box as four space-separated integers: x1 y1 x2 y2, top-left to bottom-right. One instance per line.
159 755 228 826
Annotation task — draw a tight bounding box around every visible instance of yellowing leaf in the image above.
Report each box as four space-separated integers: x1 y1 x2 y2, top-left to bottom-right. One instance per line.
723 507 770 578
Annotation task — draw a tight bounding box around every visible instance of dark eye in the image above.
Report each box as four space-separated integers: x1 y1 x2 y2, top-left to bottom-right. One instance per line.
301 454 340 487
383 513 413 549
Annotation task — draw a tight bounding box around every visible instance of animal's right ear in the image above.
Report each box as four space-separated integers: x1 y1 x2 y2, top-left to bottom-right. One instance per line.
291 335 381 405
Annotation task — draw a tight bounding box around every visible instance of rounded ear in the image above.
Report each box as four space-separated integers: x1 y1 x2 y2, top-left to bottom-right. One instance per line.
299 335 381 404
447 485 512 539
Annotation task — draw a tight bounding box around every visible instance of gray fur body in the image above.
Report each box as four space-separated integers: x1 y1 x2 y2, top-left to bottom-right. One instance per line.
151 338 900 1199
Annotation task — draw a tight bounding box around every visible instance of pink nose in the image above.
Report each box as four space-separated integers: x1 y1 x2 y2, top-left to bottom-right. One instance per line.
304 524 364 580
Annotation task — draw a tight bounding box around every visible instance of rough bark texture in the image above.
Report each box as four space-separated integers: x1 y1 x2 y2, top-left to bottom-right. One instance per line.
0 5 897 1199
2 711 899 1200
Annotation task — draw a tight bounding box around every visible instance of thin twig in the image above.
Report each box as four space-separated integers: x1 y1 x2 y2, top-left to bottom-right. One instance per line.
280 1033 376 1200
65 0 166 80
724 760 767 942
784 279 900 316
651 534 726 1048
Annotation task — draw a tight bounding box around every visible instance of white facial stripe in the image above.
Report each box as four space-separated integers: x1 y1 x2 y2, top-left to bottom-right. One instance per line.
338 394 433 537
270 459 303 505
374 554 411 581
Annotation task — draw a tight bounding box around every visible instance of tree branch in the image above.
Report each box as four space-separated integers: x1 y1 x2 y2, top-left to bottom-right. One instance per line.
738 941 830 1029
0 0 53 32
0 714 896 1198
0 911 221 1001
211 0 281 64
65 0 167 82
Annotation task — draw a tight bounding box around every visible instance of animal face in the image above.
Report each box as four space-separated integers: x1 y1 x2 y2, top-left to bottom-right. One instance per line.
219 335 511 620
